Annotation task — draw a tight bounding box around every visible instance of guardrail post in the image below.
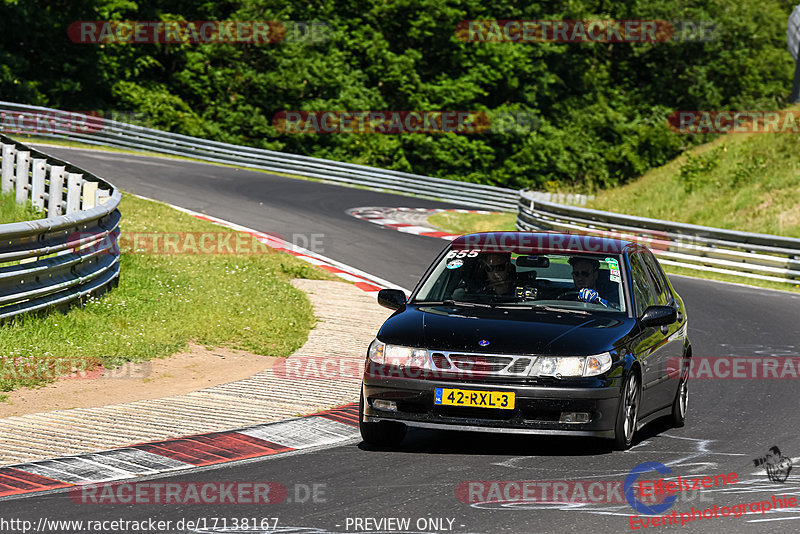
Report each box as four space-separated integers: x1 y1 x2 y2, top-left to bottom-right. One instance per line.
95 188 110 206
31 158 46 211
14 150 30 204
48 166 65 216
1 143 15 193
65 172 83 214
81 180 98 210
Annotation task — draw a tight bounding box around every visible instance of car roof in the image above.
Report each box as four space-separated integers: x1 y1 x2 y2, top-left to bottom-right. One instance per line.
450 231 638 255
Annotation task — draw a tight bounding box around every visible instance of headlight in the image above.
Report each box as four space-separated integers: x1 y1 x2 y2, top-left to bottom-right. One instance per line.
529 352 612 378
367 340 428 368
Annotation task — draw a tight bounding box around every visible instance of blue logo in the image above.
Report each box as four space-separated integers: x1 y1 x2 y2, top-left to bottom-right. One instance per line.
625 462 676 515
478 339 490 347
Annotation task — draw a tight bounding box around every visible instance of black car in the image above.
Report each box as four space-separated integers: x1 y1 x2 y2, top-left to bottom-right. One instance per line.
360 232 691 450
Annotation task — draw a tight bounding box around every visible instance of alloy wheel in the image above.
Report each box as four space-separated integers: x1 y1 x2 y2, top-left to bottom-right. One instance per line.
623 374 640 442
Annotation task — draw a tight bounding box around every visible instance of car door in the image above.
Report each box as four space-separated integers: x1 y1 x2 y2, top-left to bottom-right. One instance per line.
628 250 675 416
640 250 688 406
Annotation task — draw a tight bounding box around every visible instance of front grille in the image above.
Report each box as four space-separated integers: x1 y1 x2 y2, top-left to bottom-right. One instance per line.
430 353 452 369
429 351 533 377
508 358 531 374
448 354 512 373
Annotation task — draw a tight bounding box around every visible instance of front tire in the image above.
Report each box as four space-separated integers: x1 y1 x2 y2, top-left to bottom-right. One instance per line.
359 391 406 447
613 372 640 450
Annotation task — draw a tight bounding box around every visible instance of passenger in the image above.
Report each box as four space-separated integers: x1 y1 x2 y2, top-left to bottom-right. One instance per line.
568 257 616 308
479 253 517 296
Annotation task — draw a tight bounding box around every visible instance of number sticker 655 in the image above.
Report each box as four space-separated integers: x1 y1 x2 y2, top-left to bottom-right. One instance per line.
446 250 479 259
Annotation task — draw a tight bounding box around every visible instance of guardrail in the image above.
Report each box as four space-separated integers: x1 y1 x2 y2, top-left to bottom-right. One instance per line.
0 101 522 211
0 101 595 210
517 190 800 285
0 133 121 320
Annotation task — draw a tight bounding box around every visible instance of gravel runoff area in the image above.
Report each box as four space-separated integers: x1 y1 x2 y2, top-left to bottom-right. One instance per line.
0 279 389 466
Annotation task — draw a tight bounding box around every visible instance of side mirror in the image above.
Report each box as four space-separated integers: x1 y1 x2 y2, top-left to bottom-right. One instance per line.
640 305 677 327
377 289 407 311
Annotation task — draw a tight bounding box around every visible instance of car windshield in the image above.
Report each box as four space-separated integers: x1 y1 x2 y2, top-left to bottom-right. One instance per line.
413 249 627 313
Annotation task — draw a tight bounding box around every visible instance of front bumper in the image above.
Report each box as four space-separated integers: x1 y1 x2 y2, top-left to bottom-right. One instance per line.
362 374 623 438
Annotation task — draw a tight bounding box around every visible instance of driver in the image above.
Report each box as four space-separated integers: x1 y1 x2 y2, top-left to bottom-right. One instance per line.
569 257 612 307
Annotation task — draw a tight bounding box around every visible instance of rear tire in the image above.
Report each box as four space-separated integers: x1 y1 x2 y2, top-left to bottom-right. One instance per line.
669 372 688 428
613 372 640 450
359 391 406 447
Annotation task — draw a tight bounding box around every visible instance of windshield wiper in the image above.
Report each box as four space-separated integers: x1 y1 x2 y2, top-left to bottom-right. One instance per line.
442 299 493 308
412 299 493 308
528 304 591 315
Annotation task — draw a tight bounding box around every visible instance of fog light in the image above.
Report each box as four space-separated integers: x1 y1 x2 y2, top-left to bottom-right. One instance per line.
373 400 397 412
560 412 590 423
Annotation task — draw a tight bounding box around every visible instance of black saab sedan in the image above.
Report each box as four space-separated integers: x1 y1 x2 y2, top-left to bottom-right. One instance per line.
360 232 691 450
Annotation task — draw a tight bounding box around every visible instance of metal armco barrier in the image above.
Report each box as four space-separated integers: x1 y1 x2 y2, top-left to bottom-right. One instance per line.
0 102 593 211
7 101 790 286
0 101 522 211
0 133 121 320
518 190 800 285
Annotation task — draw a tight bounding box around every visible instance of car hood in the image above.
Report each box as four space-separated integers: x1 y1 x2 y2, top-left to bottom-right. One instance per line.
377 304 635 355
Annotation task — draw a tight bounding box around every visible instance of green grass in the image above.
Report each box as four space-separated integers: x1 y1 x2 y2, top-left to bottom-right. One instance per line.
587 110 800 237
0 193 337 393
660 264 800 293
423 123 800 295
427 211 517 234
0 191 44 223
430 121 800 241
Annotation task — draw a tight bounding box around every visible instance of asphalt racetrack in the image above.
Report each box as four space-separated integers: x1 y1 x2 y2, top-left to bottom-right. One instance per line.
3 146 800 534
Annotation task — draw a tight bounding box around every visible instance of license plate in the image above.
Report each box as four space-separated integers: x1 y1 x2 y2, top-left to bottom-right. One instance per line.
434 388 515 409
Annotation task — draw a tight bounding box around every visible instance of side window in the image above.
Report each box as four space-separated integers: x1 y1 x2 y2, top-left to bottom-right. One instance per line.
629 252 657 316
640 251 671 305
